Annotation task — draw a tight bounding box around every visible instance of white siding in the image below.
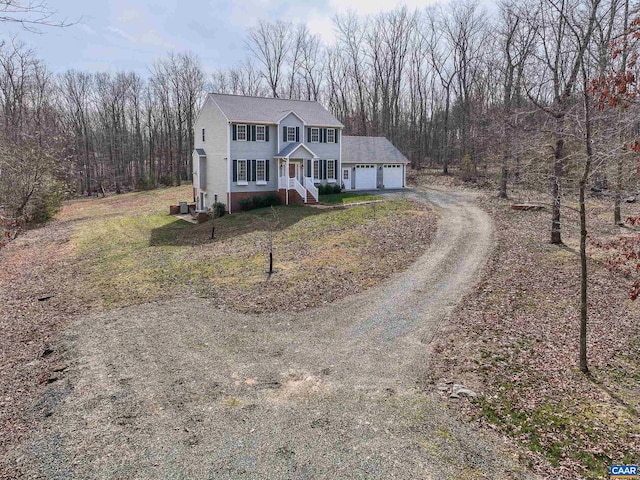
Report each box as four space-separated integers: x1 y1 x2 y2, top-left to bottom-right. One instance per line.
193 97 229 210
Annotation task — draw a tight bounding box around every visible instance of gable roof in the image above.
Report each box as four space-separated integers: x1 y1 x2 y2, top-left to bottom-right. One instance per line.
195 148 206 157
208 93 344 128
276 142 317 159
342 136 410 165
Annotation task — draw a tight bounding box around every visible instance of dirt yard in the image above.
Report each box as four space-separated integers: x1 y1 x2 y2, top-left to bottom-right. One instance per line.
0 186 438 476
1 187 538 480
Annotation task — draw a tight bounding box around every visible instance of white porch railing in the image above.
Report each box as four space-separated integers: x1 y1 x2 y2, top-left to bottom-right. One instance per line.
304 177 318 202
291 178 306 202
279 175 313 204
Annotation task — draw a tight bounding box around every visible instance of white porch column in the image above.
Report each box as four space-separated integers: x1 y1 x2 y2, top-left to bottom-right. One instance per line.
285 157 289 205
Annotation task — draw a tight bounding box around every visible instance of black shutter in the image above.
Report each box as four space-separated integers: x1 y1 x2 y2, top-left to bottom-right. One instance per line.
335 130 339 143
283 126 287 142
233 160 238 182
265 126 269 142
232 124 237 141
251 125 256 142
307 128 311 143
265 159 270 181
306 160 311 178
296 127 300 142
252 159 257 182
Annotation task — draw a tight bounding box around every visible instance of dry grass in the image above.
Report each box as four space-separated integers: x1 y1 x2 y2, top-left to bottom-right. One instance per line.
56 188 437 312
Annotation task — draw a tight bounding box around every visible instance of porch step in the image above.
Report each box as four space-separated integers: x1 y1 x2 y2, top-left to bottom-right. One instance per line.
289 189 305 205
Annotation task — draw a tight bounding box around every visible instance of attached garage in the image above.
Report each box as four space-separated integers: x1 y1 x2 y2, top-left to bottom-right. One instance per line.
355 164 377 189
382 164 403 188
341 136 409 190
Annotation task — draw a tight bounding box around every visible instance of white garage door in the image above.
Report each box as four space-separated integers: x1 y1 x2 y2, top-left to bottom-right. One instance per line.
355 165 376 189
383 164 403 188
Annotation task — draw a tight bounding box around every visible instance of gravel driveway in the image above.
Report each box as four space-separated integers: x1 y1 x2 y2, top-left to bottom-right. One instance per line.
5 188 535 479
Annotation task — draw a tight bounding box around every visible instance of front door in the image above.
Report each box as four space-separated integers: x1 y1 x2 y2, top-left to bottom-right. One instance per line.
342 168 351 190
289 162 301 182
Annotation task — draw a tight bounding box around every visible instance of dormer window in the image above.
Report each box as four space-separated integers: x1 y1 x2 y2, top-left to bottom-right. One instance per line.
287 126 296 142
311 128 319 143
237 124 247 141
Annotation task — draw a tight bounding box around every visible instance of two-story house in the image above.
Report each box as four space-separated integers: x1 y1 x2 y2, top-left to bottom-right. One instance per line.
192 94 408 213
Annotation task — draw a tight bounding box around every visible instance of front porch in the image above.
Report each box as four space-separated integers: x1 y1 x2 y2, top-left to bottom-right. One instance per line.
275 143 319 205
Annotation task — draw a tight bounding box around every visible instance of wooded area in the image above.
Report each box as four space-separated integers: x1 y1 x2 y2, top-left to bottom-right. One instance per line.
0 0 638 229
2 2 640 474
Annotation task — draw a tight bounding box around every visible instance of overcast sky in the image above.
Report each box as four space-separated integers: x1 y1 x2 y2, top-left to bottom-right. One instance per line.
5 0 491 77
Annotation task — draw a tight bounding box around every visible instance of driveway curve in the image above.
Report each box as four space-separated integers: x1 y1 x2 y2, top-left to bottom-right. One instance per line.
7 188 534 479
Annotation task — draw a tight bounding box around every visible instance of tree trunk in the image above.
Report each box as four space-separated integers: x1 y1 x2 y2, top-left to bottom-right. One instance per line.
614 0 629 226
442 88 451 175
579 69 594 374
499 153 508 199
551 118 564 245
499 123 509 199
614 156 623 225
579 176 589 373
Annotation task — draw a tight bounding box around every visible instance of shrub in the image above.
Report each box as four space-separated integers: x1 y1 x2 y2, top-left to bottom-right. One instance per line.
460 154 475 181
239 194 282 212
29 188 63 224
255 193 281 209
136 176 157 191
212 202 226 217
159 174 176 187
317 183 342 195
238 197 254 211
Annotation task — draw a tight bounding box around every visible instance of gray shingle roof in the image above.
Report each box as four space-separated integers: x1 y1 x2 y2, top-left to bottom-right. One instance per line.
209 93 344 128
341 136 409 165
195 148 206 156
275 143 317 158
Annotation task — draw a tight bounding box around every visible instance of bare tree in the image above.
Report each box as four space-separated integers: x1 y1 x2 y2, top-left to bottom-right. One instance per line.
0 0 73 30
246 20 290 98
525 0 601 245
0 41 65 220
498 0 536 197
443 0 490 171
299 30 324 101
335 13 370 135
426 7 458 174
